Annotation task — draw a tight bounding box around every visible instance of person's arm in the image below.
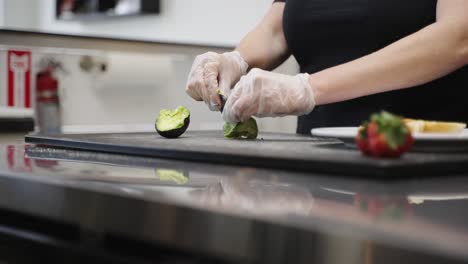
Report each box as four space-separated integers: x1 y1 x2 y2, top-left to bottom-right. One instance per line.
310 0 468 105
237 2 289 71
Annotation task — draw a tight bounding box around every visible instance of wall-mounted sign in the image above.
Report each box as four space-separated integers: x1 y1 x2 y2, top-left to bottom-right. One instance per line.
0 49 32 109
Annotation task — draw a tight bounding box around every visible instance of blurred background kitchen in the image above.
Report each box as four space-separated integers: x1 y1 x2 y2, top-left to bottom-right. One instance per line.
0 0 299 135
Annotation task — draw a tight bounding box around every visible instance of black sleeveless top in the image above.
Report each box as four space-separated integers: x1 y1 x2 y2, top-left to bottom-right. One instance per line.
274 0 468 134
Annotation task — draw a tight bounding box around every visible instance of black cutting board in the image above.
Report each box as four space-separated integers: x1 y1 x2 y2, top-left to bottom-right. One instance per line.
25 131 468 178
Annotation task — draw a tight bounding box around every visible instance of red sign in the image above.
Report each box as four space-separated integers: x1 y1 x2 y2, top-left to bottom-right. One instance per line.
7 50 32 108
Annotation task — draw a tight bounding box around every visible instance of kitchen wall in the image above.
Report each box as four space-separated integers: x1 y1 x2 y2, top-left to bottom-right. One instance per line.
3 0 40 30
4 0 274 47
0 0 4 27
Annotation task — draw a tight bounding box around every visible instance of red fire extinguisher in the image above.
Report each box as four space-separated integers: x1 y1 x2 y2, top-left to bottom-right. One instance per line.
35 62 62 134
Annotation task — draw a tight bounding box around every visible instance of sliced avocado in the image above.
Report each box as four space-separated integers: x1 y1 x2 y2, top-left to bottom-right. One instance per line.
224 117 258 139
156 169 189 184
156 106 190 138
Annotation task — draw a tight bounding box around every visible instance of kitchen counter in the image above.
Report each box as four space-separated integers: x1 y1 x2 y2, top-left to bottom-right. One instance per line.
0 140 468 263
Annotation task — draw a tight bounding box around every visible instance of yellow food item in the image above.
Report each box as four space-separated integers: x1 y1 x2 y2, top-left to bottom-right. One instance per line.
403 119 466 133
403 119 425 133
156 169 188 184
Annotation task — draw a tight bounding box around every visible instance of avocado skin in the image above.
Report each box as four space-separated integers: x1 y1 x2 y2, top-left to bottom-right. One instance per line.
156 115 190 138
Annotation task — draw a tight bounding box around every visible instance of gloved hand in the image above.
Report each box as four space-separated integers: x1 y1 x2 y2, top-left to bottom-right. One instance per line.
222 69 316 123
185 51 249 111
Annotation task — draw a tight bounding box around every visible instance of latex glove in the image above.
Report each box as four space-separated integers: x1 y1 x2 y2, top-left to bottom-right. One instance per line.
185 51 249 111
222 69 315 123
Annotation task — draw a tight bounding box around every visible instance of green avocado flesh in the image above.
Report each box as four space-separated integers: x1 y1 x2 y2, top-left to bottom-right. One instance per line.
156 169 188 185
223 118 258 139
155 106 190 138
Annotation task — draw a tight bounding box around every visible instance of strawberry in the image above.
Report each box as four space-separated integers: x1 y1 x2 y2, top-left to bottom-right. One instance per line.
367 121 379 138
368 134 389 157
401 134 414 152
356 111 414 158
356 127 370 154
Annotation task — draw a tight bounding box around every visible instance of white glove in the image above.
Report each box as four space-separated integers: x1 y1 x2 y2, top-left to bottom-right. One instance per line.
222 68 316 123
185 51 249 111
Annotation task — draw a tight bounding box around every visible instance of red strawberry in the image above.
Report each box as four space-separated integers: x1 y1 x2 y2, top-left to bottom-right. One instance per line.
356 111 414 158
401 134 414 152
367 121 379 138
368 134 388 157
356 128 370 154
392 134 415 157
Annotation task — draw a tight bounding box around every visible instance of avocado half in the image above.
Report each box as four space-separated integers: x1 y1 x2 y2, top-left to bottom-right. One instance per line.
155 106 190 138
223 117 258 139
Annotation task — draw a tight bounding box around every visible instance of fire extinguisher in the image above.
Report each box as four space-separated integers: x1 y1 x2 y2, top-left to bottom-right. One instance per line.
35 59 62 134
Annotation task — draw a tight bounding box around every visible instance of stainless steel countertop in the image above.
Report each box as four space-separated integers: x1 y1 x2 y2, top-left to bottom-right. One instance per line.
1 140 468 263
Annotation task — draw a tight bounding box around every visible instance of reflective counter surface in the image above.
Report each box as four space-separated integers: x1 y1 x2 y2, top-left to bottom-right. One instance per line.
1 142 468 263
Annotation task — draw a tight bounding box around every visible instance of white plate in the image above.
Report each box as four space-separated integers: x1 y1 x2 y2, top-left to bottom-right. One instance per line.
311 127 468 152
312 127 468 141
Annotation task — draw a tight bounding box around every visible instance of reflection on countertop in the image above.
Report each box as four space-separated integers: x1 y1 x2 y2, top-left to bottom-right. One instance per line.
1 144 468 263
